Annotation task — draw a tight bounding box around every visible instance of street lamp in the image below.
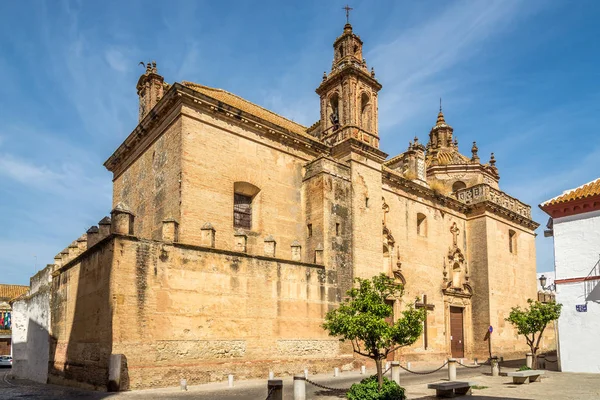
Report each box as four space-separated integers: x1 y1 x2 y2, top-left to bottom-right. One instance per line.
539 274 555 291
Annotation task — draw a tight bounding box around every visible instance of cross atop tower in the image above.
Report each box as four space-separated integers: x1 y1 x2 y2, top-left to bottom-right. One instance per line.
342 5 353 24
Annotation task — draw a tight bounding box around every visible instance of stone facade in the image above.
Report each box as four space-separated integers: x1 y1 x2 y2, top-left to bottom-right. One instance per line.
42 21 542 390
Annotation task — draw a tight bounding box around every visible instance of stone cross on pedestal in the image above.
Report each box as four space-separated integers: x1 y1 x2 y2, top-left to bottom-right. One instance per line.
450 223 460 247
415 295 435 349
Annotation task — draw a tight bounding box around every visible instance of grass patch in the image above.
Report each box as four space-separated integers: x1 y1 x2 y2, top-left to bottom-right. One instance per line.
471 385 489 390
517 365 532 371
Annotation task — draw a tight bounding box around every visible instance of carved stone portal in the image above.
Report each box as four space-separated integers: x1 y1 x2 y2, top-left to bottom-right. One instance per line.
443 223 472 297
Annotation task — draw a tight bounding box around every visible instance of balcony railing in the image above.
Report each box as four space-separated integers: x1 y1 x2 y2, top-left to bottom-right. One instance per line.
584 255 600 302
455 184 532 220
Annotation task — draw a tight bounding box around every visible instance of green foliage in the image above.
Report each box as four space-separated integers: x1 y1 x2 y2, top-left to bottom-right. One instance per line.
505 299 562 349
471 385 489 390
322 274 425 360
347 376 405 400
322 274 425 389
517 365 532 371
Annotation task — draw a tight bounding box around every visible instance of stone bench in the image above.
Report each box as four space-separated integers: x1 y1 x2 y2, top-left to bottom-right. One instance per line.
427 381 475 397
502 370 545 384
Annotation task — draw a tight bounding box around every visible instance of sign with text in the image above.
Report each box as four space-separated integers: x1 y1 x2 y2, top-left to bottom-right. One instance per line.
576 304 587 312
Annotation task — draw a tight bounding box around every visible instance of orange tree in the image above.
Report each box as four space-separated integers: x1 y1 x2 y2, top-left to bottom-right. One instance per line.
505 299 562 368
322 274 425 391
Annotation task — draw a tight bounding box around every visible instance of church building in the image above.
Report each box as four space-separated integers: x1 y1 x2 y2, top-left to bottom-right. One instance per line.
43 20 539 390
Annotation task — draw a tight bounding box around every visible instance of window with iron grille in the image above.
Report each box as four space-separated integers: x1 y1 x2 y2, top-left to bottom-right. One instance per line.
234 193 252 229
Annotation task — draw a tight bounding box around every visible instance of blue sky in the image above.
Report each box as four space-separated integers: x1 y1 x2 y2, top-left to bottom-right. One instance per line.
1 0 599 284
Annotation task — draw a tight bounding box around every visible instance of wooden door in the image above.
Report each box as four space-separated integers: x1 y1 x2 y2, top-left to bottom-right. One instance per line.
450 306 464 358
385 300 395 361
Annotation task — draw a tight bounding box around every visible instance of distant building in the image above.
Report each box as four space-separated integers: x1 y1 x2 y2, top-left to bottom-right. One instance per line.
540 177 600 373
0 284 29 355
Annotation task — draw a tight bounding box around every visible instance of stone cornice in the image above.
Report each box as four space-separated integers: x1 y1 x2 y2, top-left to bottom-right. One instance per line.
382 167 470 214
332 137 388 164
316 63 382 95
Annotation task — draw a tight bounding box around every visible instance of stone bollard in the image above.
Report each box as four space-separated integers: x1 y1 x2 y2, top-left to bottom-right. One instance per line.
538 354 546 370
448 358 457 381
474 358 478 366
293 374 306 400
334 367 339 377
491 357 499 377
304 369 308 379
391 361 400 385
180 379 187 391
269 371 274 380
526 353 533 369
228 374 234 388
385 361 390 372
361 365 366 375
407 362 411 370
268 379 283 400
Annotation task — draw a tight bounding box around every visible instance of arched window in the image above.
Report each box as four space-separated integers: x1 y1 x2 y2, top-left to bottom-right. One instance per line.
509 229 517 254
329 93 340 130
360 93 371 132
452 181 466 192
233 182 260 230
417 213 427 237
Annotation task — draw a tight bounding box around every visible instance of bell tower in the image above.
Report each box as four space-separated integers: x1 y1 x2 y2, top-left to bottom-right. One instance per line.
316 18 382 148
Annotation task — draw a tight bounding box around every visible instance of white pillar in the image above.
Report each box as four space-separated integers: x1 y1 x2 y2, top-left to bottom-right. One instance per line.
269 371 274 380
304 369 308 379
180 379 187 391
360 365 366 375
526 353 533 368
391 361 400 385
228 374 234 387
334 367 339 377
448 358 457 381
491 357 500 377
293 374 306 400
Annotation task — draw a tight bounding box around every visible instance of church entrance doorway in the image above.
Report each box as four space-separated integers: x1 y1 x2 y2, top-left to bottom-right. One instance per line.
450 306 464 358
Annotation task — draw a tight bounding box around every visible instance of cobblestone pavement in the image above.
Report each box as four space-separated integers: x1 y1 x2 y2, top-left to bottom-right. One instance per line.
3 362 599 400
0 363 480 399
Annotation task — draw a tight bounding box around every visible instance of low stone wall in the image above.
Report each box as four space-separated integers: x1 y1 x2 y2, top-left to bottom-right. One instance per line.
48 234 347 390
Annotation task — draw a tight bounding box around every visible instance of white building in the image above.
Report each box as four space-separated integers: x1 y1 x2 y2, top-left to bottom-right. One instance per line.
540 177 600 373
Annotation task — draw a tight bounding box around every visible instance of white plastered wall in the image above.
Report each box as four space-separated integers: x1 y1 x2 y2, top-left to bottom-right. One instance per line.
553 209 600 373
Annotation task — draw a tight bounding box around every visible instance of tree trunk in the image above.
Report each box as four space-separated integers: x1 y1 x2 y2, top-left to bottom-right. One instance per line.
375 357 383 390
531 349 538 369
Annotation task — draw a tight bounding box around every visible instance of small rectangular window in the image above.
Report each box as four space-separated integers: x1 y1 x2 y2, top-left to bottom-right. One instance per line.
234 193 252 229
509 230 517 254
307 224 313 238
365 197 369 208
336 223 340 236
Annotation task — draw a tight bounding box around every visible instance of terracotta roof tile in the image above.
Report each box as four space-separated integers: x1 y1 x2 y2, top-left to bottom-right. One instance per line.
0 284 29 301
181 81 315 141
542 177 600 207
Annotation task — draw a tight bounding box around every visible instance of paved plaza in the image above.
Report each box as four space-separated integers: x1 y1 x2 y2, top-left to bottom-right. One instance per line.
1 361 600 400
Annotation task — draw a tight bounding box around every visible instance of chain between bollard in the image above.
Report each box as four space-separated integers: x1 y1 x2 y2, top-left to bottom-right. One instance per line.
399 361 449 375
456 360 484 369
304 377 350 393
264 386 275 400
544 357 558 363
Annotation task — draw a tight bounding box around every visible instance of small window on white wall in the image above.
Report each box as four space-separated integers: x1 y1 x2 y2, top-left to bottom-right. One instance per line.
417 213 427 237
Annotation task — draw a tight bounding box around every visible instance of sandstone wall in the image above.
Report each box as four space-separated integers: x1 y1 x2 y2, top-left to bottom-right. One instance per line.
48 234 347 390
468 212 537 360
178 106 314 261
383 183 473 361
110 236 346 389
48 239 115 389
112 114 183 241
